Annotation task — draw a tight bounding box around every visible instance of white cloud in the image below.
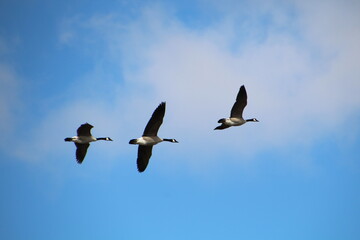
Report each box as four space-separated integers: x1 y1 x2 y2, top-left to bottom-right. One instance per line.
112 1 360 162
14 1 360 168
113 2 360 143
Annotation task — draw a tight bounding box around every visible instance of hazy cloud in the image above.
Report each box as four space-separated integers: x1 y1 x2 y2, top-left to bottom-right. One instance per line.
100 1 360 148
12 1 360 167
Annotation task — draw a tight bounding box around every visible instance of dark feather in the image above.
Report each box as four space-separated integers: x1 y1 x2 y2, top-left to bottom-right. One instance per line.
214 124 230 130
143 102 166 136
77 123 93 136
230 85 247 118
75 143 90 164
137 146 153 172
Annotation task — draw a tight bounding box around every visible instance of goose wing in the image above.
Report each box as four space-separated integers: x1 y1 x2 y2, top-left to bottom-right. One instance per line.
137 145 153 172
143 102 166 136
77 123 93 136
75 143 90 164
230 85 247 118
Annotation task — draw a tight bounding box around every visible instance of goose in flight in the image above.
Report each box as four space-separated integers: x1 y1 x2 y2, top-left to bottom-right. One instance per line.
129 102 178 172
64 123 113 163
214 85 259 130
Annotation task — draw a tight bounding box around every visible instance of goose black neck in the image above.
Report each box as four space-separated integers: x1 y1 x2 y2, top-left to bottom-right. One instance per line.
97 137 109 140
163 138 173 142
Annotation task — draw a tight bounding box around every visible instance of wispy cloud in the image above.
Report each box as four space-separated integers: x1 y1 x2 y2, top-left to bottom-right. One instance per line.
92 1 359 147
8 1 360 168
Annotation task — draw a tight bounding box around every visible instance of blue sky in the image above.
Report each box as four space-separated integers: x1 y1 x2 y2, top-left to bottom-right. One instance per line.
1 0 360 239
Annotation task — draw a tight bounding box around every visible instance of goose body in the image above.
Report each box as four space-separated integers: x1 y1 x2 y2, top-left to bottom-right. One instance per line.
129 102 178 172
65 135 97 144
218 117 246 126
129 136 174 146
64 123 113 164
215 85 258 130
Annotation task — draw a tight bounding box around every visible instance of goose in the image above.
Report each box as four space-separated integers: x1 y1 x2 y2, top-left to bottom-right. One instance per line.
129 102 178 172
214 85 259 130
64 123 113 163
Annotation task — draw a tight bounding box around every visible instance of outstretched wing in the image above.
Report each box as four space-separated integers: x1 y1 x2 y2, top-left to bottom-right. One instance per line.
230 85 247 118
214 124 230 130
143 102 166 136
75 143 90 164
77 123 93 136
137 145 153 172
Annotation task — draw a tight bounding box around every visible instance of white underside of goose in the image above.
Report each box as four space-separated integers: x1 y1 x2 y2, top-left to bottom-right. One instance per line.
69 136 97 144
134 136 163 146
224 118 246 126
